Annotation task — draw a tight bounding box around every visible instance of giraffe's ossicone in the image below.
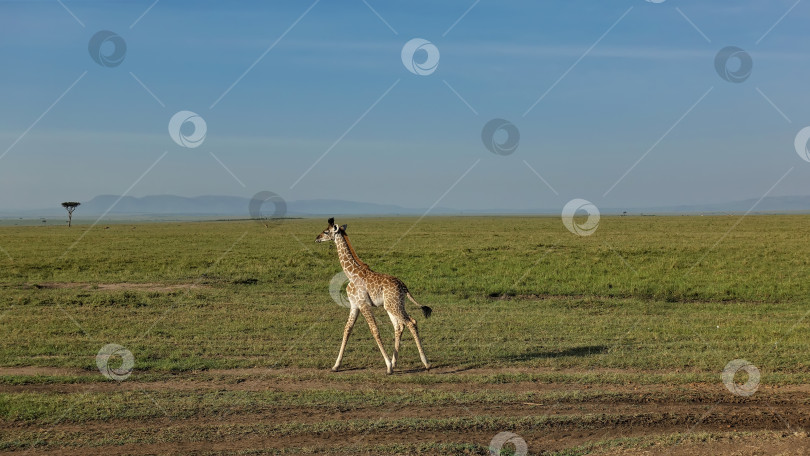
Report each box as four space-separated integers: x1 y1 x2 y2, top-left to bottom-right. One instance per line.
316 217 432 374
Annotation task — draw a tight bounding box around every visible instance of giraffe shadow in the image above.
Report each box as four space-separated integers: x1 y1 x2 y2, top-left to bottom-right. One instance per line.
501 344 610 362
330 367 365 373
338 345 610 375
395 367 432 375
434 344 610 374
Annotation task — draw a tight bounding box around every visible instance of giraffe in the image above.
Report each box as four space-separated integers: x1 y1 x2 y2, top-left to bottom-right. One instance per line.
316 218 431 374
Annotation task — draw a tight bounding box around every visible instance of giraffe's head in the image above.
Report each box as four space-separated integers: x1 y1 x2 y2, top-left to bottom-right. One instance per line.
315 217 346 243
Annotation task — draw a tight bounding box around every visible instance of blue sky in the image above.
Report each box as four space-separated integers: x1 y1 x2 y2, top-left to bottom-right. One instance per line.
1 0 809 213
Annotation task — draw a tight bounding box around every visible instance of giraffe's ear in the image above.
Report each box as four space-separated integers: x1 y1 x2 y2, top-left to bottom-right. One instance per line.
340 224 347 231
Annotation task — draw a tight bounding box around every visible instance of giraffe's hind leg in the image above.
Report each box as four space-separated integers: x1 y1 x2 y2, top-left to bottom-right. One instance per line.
388 312 404 369
332 306 359 372
359 305 392 374
385 289 428 371
405 318 430 370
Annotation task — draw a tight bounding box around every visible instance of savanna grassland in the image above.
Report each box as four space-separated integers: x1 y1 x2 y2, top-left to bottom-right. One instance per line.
0 215 809 455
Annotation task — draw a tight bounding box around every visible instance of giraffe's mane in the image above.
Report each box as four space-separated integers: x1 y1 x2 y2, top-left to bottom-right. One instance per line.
341 232 369 269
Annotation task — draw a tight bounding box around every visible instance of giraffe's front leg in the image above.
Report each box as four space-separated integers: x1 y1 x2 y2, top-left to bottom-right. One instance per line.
333 307 359 372
359 305 392 374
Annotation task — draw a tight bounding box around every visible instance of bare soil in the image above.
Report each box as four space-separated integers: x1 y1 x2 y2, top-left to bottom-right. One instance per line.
2 367 809 455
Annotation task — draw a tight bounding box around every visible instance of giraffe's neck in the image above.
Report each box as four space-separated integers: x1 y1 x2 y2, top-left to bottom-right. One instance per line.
334 233 368 284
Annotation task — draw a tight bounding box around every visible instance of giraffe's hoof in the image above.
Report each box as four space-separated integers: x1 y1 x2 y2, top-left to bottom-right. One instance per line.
331 366 339 372
425 365 431 371
385 368 393 375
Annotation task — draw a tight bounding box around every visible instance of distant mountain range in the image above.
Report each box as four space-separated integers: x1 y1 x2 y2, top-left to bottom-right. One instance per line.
3 194 810 218
1 195 454 218
77 195 442 217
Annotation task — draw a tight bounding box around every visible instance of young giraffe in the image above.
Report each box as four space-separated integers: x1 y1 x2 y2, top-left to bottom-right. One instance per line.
316 218 431 374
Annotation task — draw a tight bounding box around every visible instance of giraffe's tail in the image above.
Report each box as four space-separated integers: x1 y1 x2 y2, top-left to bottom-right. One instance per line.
406 292 432 318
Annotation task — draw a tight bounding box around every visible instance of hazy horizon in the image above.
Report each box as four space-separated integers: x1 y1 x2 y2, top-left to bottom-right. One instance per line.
3 1 810 216
5 193 810 220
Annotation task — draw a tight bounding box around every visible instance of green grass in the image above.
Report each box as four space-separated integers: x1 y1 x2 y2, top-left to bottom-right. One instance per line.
1 216 808 375
1 215 809 453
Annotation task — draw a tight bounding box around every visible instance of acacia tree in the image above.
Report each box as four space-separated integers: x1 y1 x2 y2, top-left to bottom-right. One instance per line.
61 202 80 227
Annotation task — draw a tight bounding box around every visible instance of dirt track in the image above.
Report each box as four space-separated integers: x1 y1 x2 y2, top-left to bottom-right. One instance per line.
2 367 809 455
